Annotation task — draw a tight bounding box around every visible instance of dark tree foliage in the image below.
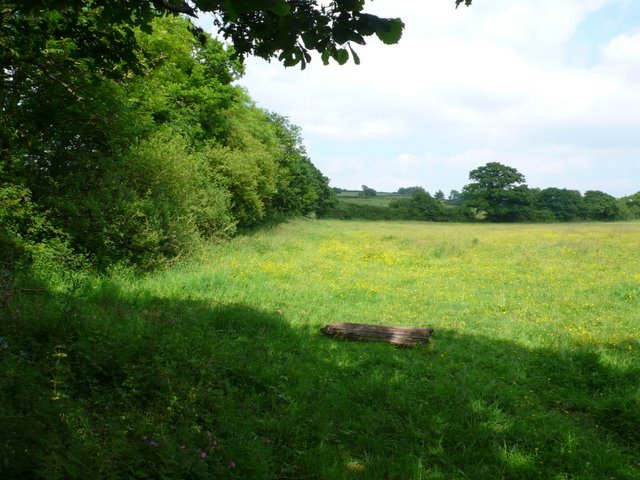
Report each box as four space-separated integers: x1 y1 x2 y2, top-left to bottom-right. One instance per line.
361 185 377 197
535 188 584 222
396 186 423 195
459 165 628 223
389 188 442 221
462 162 533 222
467 162 526 190
409 188 442 220
448 190 463 203
620 192 640 219
582 190 621 221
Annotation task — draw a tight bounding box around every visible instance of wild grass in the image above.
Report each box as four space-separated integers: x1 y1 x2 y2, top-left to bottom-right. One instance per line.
2 220 639 479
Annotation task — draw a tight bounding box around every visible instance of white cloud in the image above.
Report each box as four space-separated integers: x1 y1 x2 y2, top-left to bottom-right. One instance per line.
600 30 640 83
304 116 412 141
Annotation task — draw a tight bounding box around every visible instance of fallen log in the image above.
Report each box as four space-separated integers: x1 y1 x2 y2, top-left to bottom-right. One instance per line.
320 322 433 347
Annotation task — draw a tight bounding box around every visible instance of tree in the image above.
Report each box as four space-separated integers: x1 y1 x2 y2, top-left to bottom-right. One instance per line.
1 14 252 268
620 192 640 219
1 13 342 269
389 187 441 220
535 188 583 222
409 188 441 220
266 112 336 216
361 185 377 197
582 190 621 221
448 190 463 203
396 186 423 195
462 162 533 222
434 190 445 201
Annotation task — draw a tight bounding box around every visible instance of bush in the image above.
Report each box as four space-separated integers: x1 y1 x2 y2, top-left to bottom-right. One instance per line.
44 129 237 270
324 201 405 220
0 180 84 296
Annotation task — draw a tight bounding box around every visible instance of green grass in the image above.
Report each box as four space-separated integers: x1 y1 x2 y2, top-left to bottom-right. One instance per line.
2 220 640 479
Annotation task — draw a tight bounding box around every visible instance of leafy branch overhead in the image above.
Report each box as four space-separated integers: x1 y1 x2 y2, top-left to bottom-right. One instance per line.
159 0 408 68
7 1 472 69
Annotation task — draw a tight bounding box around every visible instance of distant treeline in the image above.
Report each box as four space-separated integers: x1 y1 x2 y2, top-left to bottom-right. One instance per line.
1 15 336 278
327 163 640 222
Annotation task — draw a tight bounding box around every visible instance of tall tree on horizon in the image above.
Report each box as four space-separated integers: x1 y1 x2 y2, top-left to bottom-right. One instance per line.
462 162 533 222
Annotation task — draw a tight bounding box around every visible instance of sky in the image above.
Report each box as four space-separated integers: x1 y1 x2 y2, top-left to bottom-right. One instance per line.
198 0 640 197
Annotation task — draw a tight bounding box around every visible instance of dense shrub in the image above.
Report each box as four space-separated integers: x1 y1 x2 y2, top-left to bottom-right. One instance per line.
0 179 84 294
1 14 334 271
324 202 405 220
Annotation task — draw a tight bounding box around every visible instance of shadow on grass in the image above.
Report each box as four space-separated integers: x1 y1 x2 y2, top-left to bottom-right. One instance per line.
2 285 638 479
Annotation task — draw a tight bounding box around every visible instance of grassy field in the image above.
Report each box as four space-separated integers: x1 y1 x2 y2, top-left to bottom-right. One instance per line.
336 193 405 207
3 220 640 479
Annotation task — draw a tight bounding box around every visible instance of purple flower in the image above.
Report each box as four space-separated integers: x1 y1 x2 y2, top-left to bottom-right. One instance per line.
179 444 187 449
143 435 148 441
227 460 236 469
149 440 159 447
197 449 207 459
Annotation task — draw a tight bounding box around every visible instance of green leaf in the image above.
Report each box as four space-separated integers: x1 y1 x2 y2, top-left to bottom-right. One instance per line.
374 18 404 45
333 48 349 65
347 30 366 45
321 48 331 66
301 31 320 49
348 44 360 65
222 0 291 17
195 0 221 11
336 0 366 12
334 24 367 46
221 0 239 21
279 48 301 67
332 24 351 45
267 0 292 17
355 14 377 36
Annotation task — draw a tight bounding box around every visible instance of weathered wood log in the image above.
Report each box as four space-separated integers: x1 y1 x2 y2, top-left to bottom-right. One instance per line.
320 322 433 347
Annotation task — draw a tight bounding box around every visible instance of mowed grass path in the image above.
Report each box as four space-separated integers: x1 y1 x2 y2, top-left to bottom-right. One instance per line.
8 221 638 479
125 220 640 479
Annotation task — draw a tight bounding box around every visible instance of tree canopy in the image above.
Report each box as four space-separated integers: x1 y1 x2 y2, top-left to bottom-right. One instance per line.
462 162 533 222
535 188 583 222
582 190 621 221
457 163 628 223
3 1 473 70
1 14 337 273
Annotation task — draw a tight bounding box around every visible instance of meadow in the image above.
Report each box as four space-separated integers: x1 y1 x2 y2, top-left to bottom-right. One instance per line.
2 220 639 479
335 192 405 207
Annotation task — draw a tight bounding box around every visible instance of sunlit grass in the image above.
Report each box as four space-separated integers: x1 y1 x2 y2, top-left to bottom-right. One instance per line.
3 220 639 479
144 220 640 347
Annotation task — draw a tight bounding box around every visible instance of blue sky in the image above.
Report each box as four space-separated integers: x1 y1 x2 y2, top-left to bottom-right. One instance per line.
200 1 640 196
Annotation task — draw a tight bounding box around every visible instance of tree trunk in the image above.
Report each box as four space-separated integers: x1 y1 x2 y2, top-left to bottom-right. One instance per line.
320 322 433 347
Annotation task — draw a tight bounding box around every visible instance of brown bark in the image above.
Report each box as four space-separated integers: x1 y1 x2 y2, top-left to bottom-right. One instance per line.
320 322 433 347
